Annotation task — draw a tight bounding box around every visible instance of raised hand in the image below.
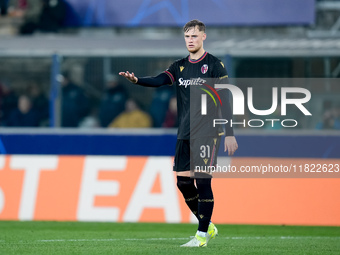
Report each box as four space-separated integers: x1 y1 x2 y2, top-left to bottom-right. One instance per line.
119 71 138 84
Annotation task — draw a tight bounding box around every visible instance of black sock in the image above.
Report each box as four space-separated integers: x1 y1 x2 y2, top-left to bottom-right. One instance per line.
177 176 199 219
196 177 214 233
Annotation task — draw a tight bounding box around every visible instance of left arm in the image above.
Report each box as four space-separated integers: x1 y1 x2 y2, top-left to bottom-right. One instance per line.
214 61 238 156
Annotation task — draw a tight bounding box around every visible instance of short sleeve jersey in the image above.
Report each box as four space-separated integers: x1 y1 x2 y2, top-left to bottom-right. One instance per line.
164 52 229 139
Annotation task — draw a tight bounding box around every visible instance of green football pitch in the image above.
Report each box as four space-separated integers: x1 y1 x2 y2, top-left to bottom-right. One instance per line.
0 221 339 255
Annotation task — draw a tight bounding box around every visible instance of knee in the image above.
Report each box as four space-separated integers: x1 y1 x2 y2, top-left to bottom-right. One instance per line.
195 178 213 198
177 176 195 191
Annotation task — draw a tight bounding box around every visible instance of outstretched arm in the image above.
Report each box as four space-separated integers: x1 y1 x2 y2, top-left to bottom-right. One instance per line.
119 71 172 87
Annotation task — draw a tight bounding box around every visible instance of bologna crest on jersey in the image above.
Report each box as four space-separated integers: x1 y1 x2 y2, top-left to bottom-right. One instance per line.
201 64 208 74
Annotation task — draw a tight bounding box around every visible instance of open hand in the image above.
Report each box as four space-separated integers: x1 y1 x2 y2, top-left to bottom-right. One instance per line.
119 71 138 84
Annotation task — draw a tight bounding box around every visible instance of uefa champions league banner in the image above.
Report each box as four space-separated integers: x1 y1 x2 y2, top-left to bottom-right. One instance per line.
63 0 315 27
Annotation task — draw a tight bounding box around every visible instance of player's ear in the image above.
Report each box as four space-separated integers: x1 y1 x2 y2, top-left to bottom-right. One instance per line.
202 33 207 41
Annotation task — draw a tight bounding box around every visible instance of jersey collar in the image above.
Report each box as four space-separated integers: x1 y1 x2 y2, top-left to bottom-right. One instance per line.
188 51 207 63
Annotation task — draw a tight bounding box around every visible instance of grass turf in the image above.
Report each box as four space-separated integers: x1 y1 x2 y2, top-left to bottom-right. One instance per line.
0 221 339 255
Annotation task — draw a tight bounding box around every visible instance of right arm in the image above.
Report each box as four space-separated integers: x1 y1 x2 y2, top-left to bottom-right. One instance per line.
119 71 173 87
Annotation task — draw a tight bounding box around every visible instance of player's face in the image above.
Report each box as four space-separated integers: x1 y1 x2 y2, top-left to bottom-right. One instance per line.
184 26 206 53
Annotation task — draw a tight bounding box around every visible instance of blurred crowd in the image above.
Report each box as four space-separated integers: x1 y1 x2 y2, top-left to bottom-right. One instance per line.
315 103 340 130
0 80 49 127
0 74 178 128
2 73 340 130
0 0 339 130
0 0 66 34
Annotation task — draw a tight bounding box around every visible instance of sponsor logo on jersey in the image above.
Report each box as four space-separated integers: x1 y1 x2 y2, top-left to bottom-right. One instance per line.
201 64 208 74
178 77 206 88
180 66 185 72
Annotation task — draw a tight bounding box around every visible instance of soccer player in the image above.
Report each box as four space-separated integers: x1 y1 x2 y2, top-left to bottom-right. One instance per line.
119 19 238 247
